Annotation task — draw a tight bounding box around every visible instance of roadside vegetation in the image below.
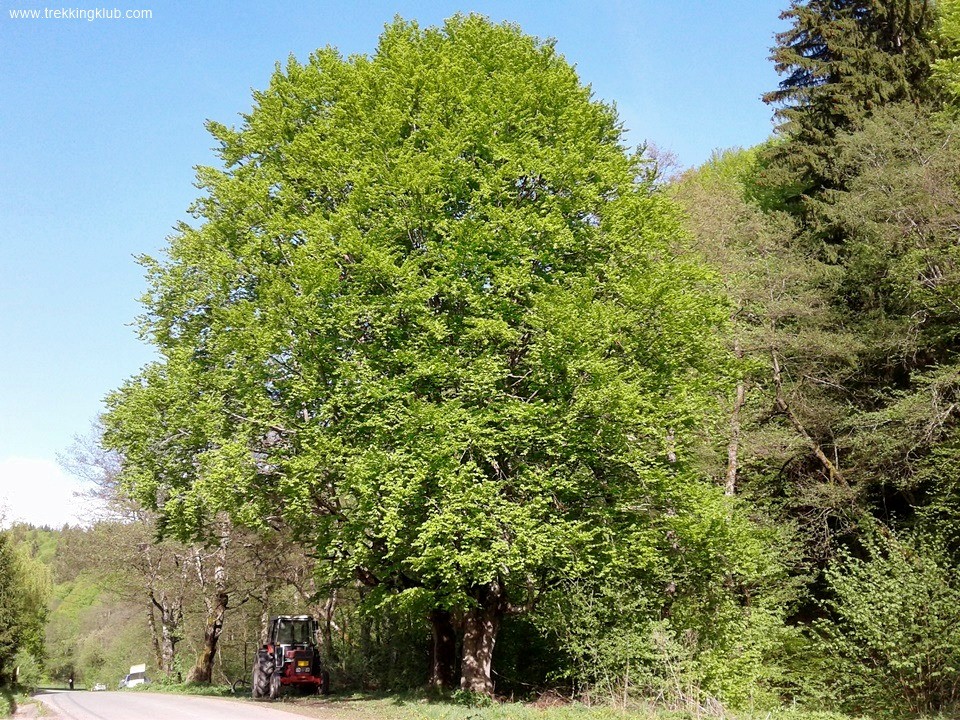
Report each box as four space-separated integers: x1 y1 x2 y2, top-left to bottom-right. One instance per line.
94 685 857 720
234 692 857 720
4 2 960 719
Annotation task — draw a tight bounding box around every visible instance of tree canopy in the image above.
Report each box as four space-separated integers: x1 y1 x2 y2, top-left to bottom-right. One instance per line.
103 15 742 694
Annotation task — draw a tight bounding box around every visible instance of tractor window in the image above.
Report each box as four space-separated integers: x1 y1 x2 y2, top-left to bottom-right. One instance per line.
276 619 312 645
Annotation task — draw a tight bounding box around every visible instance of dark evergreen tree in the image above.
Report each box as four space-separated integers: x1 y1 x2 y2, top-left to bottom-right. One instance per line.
763 0 938 194
0 533 22 686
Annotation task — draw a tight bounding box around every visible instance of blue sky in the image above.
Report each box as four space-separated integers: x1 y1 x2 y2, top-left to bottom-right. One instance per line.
0 0 788 525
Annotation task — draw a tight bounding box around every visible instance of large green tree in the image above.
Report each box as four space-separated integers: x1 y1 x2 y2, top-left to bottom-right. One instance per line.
0 533 21 686
105 16 738 694
813 104 960 509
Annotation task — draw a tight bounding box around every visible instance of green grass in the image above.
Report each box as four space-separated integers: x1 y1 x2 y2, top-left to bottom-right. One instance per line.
0 687 40 719
361 697 845 720
125 680 238 697
100 685 897 720
231 690 865 720
309 693 694 720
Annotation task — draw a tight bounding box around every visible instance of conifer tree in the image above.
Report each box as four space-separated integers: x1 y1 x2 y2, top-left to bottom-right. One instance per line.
763 0 937 193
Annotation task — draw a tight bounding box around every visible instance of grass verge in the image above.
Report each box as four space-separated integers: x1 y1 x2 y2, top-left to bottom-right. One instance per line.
0 687 40 719
114 685 879 720
126 680 237 697
221 689 863 720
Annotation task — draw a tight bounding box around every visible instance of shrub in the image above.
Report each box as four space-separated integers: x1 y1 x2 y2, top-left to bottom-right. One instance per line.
812 530 960 715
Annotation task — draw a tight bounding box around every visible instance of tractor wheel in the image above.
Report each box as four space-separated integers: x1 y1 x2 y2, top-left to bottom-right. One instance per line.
319 669 331 696
268 667 282 700
251 651 273 700
251 661 261 699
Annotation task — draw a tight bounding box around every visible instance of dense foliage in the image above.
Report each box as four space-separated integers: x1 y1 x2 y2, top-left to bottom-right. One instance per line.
673 0 960 714
0 528 49 689
813 531 960 714
934 0 960 106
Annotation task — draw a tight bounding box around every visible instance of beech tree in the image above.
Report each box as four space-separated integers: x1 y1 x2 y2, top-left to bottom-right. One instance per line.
104 16 734 694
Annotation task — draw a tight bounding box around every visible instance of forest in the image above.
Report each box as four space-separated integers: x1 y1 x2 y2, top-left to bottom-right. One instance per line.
4 1 960 717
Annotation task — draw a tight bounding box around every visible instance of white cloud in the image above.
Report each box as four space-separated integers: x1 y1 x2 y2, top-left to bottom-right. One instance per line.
0 456 100 528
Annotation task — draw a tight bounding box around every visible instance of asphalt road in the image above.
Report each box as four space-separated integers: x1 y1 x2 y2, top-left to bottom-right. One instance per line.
34 689 307 720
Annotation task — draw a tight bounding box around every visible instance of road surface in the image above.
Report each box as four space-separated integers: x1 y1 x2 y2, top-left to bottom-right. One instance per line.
34 689 310 720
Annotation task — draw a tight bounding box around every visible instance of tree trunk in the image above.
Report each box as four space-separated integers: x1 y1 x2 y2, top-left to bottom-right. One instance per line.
320 589 340 664
725 378 746 496
459 581 505 695
259 581 271 645
428 608 457 690
157 593 184 676
186 588 227 683
185 533 230 684
147 591 163 671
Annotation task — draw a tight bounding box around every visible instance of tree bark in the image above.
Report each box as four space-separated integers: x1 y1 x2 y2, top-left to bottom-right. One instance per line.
258 581 271 645
156 591 184 676
725 378 746 496
320 589 340 664
186 533 230 684
186 588 227 684
459 581 505 695
428 608 457 690
147 591 163 671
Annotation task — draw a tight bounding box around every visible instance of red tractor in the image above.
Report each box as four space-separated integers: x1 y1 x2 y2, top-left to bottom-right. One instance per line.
252 615 330 699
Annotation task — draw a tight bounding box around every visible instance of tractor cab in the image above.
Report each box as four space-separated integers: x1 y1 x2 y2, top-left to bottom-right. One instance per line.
252 614 329 699
272 616 315 647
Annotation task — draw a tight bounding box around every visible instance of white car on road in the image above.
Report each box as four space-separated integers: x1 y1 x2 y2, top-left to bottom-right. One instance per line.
119 663 148 689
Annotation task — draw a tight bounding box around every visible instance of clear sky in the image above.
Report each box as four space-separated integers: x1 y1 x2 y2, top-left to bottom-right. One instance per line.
0 0 789 526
